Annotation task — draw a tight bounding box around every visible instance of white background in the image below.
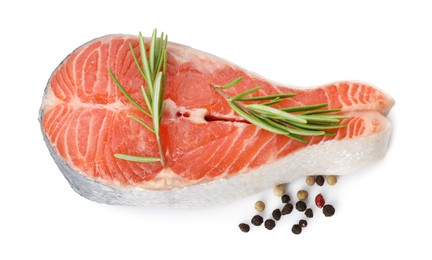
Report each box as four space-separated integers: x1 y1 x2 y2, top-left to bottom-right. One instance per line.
1 0 431 259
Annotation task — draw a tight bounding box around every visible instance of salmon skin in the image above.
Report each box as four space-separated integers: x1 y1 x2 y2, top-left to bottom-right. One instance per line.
39 35 394 207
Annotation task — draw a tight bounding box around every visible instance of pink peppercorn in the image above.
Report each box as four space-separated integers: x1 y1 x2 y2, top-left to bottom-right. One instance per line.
315 194 325 208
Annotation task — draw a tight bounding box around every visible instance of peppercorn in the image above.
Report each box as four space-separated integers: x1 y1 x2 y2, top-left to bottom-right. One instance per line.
295 201 307 212
254 200 265 212
281 203 294 215
264 219 276 230
327 175 337 185
315 175 325 186
305 208 314 218
299 219 308 228
315 194 325 208
251 215 264 226
297 190 309 201
239 223 250 233
292 224 302 234
281 194 290 203
273 184 285 197
306 176 316 186
272 209 282 221
323 204 335 217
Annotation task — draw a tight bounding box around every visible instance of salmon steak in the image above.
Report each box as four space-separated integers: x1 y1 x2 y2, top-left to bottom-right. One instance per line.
39 34 394 207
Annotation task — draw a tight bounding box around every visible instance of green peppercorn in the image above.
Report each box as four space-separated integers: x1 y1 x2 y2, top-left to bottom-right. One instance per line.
305 208 314 218
239 223 250 233
295 201 307 212
281 194 290 203
315 175 325 186
292 224 302 234
251 215 264 226
299 219 308 228
264 219 276 230
272 209 281 221
323 204 335 217
281 203 294 215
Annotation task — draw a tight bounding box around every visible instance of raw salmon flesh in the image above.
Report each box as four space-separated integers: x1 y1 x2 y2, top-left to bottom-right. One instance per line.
39 35 394 207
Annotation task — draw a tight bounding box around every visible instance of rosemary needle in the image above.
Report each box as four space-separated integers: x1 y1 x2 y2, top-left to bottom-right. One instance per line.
246 104 307 124
281 103 328 113
217 76 244 89
108 69 151 117
127 115 155 134
231 86 261 101
260 98 283 106
302 109 341 115
237 93 296 101
297 114 341 123
114 154 160 163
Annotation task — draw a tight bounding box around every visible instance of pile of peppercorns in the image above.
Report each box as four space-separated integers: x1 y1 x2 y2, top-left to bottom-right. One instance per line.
238 175 337 234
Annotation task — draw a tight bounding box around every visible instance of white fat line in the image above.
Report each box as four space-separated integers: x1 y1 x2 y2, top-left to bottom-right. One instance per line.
224 127 260 174
213 126 250 176
243 134 277 170
93 111 110 180
98 43 108 100
275 137 293 157
52 107 72 150
75 111 85 159
348 82 357 107
43 97 64 133
73 45 87 99
352 83 359 106
62 111 74 164
336 82 348 108
106 40 116 102
201 134 231 166
65 65 76 99
347 82 354 107
205 125 246 175
273 83 284 94
358 116 368 136
56 71 68 101
118 40 129 80
344 116 356 139
84 49 99 95
71 50 78 99
355 83 364 105
323 85 331 108
349 117 358 139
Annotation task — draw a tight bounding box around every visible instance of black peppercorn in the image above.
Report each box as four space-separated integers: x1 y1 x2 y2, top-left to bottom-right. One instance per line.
239 223 250 233
264 219 276 230
251 215 264 226
281 203 293 215
305 208 314 218
299 219 308 228
295 201 307 212
315 175 325 186
272 209 282 221
323 204 335 217
281 194 290 203
292 224 302 234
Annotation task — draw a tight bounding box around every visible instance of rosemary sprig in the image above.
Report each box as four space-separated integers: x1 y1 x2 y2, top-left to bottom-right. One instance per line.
211 77 348 142
109 29 168 166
